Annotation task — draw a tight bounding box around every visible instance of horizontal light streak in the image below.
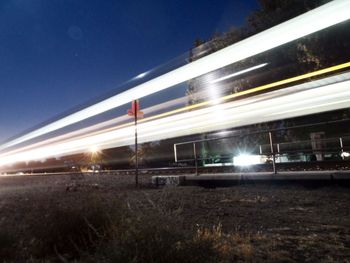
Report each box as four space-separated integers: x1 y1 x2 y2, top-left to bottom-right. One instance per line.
268 98 350 116
1 78 350 167
1 0 350 151
210 63 268 84
1 67 350 164
0 96 188 157
136 61 350 123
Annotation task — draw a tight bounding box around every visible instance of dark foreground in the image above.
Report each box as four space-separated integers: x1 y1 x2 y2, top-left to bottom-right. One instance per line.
0 173 349 262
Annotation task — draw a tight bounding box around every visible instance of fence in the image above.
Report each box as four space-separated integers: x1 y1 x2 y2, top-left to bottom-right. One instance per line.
174 121 350 175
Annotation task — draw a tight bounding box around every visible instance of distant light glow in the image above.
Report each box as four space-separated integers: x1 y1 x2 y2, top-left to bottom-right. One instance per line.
210 63 268 84
233 155 262 166
1 0 350 151
341 152 350 158
89 145 99 154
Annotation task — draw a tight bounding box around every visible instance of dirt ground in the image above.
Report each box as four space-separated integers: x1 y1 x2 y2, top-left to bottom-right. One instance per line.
0 173 349 262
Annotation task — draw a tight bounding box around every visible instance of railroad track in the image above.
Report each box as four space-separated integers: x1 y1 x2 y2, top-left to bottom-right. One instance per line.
2 160 349 177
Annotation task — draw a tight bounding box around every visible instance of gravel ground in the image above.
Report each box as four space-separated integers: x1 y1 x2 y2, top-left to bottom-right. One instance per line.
0 173 349 262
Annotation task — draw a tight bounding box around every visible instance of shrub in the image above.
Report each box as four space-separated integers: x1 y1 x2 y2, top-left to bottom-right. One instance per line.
28 195 124 260
23 193 264 262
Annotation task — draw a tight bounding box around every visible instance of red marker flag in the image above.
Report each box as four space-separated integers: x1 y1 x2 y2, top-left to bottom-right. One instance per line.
127 100 144 118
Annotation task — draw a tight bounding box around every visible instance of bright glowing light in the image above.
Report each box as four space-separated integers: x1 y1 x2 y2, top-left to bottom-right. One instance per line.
210 63 268 84
89 145 99 154
233 155 262 166
1 0 350 151
341 152 350 158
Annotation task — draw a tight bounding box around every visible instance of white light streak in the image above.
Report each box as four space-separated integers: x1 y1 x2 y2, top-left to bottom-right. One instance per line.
1 77 350 167
210 63 268 84
135 72 148 79
1 0 350 151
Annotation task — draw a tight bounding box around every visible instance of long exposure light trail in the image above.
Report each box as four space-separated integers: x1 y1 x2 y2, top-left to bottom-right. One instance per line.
0 62 350 165
1 0 350 151
1 61 349 160
210 63 268 84
135 61 350 123
1 74 350 167
0 97 189 157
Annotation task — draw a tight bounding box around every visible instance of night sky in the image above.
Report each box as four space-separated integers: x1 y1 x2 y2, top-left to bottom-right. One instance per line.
0 0 258 143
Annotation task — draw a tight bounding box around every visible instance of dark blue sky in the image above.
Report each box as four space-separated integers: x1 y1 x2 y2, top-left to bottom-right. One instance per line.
0 0 258 143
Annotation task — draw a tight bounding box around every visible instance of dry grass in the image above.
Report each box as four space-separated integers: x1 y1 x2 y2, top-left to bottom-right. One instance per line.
1 174 349 262
0 191 278 262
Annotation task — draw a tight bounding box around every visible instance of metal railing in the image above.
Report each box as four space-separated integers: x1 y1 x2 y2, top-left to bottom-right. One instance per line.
174 121 350 176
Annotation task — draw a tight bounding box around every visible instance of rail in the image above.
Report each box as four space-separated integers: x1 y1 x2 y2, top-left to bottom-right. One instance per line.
174 120 350 175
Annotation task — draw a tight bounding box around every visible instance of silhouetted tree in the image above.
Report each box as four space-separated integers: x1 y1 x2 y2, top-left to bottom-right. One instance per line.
185 0 350 161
